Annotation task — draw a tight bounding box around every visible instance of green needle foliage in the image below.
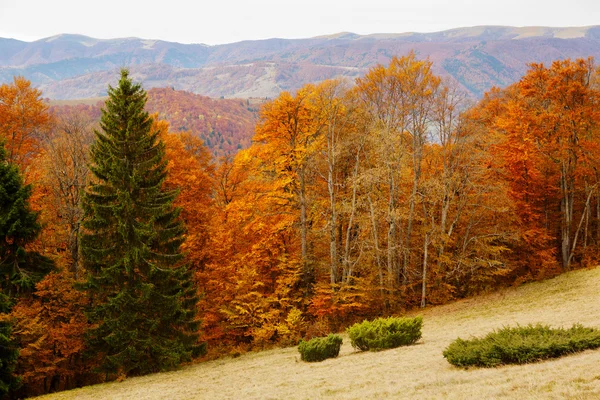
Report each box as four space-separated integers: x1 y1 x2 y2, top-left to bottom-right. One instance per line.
81 69 201 377
0 291 20 399
0 141 53 298
443 324 600 368
347 316 423 351
298 334 343 362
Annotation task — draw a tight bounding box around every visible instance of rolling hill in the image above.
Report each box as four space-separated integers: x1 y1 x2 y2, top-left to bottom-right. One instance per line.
49 88 261 158
3 26 600 100
144 88 261 157
33 266 600 399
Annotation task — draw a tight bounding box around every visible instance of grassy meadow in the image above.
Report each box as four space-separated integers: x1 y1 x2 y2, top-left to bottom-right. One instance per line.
37 267 600 399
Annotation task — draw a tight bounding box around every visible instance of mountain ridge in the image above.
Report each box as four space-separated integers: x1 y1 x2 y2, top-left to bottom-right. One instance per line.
6 25 599 47
2 25 600 99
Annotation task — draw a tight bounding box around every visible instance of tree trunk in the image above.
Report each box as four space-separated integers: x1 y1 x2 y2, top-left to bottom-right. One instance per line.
368 195 385 300
560 164 574 270
387 172 396 288
343 150 361 283
421 232 429 308
328 137 337 284
299 165 310 283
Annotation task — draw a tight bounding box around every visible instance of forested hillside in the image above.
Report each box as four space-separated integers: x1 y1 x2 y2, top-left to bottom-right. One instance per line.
50 88 261 158
0 52 599 398
144 88 260 157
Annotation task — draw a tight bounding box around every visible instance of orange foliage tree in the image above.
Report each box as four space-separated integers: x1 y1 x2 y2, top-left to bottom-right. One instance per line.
10 270 93 397
196 87 329 348
153 117 215 271
472 58 600 273
0 77 51 170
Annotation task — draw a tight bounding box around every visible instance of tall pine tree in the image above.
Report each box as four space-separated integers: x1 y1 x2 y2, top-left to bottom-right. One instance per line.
0 141 53 297
81 70 201 376
0 139 50 398
0 291 20 399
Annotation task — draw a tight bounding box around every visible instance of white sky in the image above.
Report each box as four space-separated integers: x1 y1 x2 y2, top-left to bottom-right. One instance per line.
0 0 598 45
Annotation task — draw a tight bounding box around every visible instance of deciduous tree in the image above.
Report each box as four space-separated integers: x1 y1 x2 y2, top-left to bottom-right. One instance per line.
0 77 50 169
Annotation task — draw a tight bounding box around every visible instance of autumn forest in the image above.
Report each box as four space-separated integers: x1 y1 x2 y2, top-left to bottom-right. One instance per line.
1 52 599 397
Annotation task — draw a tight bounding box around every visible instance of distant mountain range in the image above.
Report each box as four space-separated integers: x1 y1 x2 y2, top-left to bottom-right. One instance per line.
2 26 600 100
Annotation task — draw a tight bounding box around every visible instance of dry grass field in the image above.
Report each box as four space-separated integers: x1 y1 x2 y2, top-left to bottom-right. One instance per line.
37 267 600 400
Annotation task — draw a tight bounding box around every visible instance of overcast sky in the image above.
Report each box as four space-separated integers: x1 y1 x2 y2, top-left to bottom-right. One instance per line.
0 0 598 45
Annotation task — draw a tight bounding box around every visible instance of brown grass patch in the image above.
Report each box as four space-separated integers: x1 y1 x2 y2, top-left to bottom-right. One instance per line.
36 267 600 399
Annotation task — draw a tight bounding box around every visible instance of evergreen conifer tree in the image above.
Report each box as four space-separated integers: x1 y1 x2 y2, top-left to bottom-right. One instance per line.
81 70 201 376
0 291 20 398
0 141 53 297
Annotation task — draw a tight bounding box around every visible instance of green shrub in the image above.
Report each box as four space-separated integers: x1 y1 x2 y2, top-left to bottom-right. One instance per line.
347 316 422 351
443 324 600 368
298 334 343 362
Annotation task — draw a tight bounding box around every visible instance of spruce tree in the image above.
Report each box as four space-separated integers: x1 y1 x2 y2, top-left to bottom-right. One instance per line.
81 70 200 376
0 141 53 297
0 291 20 398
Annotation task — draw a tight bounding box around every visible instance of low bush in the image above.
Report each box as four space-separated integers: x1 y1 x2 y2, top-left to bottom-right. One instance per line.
347 316 422 351
443 323 600 368
298 334 343 362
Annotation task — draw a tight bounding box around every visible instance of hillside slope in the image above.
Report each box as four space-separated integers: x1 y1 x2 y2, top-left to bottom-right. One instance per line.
2 26 600 99
36 267 600 399
144 88 260 157
49 88 261 158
